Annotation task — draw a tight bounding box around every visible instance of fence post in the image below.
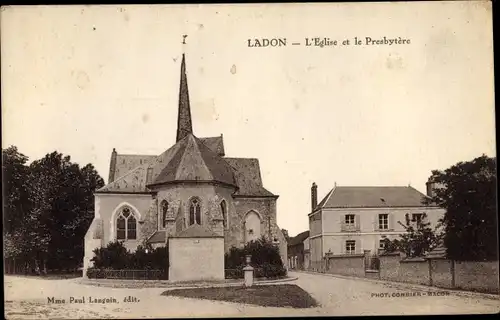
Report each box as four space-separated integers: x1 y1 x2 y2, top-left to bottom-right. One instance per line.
451 260 456 288
428 258 433 286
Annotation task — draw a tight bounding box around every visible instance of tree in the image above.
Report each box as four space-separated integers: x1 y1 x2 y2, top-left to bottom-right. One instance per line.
2 146 31 234
425 155 497 261
28 151 105 270
382 213 443 258
2 146 105 274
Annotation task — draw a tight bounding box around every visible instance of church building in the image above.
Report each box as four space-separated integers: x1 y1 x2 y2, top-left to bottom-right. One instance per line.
83 52 288 280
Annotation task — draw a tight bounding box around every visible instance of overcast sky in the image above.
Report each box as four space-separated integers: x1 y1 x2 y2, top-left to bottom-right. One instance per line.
2 3 495 237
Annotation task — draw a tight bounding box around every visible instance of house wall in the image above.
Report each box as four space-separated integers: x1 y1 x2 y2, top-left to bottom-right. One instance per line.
168 237 224 281
319 207 445 257
310 236 323 263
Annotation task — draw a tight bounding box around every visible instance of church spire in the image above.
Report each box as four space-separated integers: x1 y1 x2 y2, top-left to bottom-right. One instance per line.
176 35 193 142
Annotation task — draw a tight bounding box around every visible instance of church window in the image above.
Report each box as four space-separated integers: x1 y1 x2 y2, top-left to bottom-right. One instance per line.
220 200 227 228
161 200 168 228
189 198 201 225
116 207 137 240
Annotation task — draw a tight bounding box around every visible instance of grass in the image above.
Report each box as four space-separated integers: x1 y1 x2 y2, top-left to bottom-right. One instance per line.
161 284 319 308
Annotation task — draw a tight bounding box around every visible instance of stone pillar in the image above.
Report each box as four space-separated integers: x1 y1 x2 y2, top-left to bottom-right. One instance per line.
243 254 254 287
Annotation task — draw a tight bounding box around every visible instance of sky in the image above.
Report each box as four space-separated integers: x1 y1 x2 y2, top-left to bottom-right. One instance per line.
1 3 495 237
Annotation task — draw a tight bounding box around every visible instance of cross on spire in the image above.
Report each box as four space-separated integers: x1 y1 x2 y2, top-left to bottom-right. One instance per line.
182 34 188 45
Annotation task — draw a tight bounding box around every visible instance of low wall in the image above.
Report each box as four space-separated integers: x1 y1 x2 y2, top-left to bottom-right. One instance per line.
455 260 499 293
323 252 499 294
398 258 430 286
326 254 365 277
430 259 453 288
379 253 400 281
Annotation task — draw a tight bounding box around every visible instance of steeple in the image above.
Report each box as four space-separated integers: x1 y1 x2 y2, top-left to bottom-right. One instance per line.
176 36 193 142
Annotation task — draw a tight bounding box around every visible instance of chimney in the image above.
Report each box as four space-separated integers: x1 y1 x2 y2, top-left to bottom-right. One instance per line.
311 182 318 212
108 148 117 184
426 180 434 197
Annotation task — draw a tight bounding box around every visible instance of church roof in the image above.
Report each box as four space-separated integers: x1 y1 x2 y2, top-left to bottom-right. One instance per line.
150 133 237 187
199 136 225 156
147 230 167 244
170 224 223 238
225 158 276 197
315 186 433 210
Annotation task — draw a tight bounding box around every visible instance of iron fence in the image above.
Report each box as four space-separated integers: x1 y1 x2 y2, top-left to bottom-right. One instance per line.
86 269 167 280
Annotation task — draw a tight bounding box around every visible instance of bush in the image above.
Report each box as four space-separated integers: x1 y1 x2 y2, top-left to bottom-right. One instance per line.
224 236 286 279
90 241 168 271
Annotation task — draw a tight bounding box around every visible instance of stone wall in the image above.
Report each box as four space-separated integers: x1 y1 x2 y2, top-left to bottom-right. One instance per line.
325 254 365 277
430 259 453 288
379 253 400 281
398 258 430 285
455 260 500 293
377 254 499 294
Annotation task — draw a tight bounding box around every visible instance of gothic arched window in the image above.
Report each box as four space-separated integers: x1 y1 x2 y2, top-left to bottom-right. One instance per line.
220 200 227 228
161 200 168 228
116 207 137 240
189 198 201 225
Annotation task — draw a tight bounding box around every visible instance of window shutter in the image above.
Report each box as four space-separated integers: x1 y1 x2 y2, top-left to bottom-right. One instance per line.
389 213 395 230
373 214 377 231
341 239 346 254
355 214 361 231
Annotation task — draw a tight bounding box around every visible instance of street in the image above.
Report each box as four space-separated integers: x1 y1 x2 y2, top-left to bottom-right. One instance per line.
4 272 499 318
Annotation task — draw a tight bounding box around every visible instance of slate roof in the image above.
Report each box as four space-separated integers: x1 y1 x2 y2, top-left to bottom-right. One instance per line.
315 186 434 210
199 136 225 156
170 224 223 238
98 140 277 198
288 230 310 247
147 230 167 244
225 158 276 197
151 134 236 187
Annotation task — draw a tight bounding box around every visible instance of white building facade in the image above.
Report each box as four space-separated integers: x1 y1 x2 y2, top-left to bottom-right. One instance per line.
308 184 445 264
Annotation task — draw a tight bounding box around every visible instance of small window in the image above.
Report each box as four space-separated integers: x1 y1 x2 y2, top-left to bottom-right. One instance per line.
189 198 201 225
161 200 169 228
378 214 389 230
346 240 356 254
345 214 355 225
379 239 386 249
220 200 227 228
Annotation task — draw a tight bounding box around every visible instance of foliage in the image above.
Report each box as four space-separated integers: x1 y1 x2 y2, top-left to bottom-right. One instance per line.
225 236 286 279
424 155 497 261
90 241 168 271
2 146 105 274
382 213 442 258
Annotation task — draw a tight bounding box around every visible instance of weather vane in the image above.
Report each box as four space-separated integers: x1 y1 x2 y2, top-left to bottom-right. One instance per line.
182 35 188 45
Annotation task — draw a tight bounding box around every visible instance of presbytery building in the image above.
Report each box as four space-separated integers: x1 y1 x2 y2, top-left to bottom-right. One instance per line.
308 182 445 267
84 52 287 280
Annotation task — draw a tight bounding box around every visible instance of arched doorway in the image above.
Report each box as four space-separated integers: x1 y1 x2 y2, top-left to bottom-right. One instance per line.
244 210 261 243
